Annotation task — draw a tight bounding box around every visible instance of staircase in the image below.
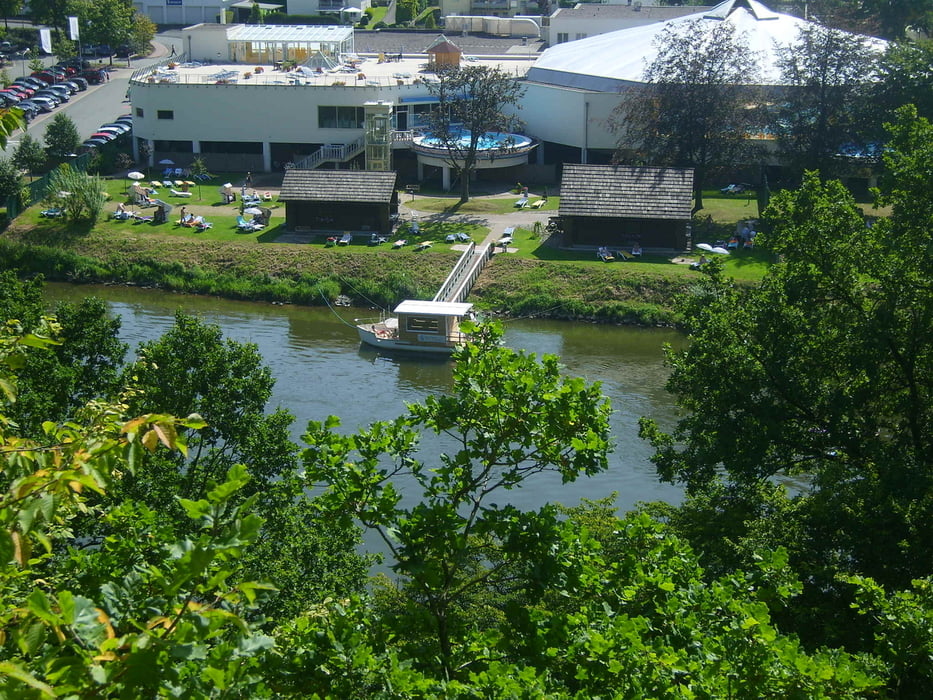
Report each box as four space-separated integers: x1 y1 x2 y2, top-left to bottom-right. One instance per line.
290 136 366 170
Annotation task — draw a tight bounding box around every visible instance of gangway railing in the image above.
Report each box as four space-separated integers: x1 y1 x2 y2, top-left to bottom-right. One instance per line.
433 241 494 304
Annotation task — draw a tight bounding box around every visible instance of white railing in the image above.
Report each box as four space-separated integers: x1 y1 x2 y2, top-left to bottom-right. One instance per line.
291 135 365 170
433 242 494 304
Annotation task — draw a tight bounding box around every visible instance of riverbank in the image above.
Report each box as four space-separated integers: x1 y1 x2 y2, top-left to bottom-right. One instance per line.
0 182 766 325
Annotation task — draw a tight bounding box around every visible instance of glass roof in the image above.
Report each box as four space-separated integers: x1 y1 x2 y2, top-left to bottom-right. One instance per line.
227 25 354 44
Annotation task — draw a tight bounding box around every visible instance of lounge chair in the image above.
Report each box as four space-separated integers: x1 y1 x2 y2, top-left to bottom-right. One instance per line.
162 180 174 188
236 215 260 231
40 208 64 218
415 241 432 251
514 196 528 208
262 191 273 201
445 234 456 243
370 233 388 245
456 232 472 243
170 189 192 198
338 233 352 245
530 199 545 209
409 221 420 235
392 239 407 249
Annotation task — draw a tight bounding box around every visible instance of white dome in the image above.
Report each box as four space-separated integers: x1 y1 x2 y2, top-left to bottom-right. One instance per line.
527 0 885 91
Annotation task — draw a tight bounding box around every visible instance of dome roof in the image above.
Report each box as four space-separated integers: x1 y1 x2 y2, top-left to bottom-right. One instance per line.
527 0 884 91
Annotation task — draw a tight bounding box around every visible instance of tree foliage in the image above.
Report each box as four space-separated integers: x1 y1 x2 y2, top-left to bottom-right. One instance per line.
424 65 525 202
639 108 933 675
774 23 879 177
12 133 46 177
43 112 81 161
873 38 933 123
45 163 107 221
611 18 762 212
0 156 21 203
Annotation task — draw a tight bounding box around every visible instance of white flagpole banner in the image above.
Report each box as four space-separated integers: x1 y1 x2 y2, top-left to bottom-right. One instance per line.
68 16 80 42
39 28 52 54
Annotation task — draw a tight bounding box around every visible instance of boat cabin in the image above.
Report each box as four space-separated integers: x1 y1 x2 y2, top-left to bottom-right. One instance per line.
393 300 474 346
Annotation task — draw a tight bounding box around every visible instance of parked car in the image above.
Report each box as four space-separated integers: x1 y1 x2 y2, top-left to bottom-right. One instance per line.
0 89 28 101
100 123 131 134
3 86 33 99
33 91 63 106
14 77 46 90
41 85 70 101
81 69 106 85
90 132 118 142
82 137 110 149
68 76 88 91
19 98 53 114
31 72 58 85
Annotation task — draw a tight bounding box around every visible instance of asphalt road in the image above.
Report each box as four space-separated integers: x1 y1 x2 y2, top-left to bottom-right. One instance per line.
4 35 179 152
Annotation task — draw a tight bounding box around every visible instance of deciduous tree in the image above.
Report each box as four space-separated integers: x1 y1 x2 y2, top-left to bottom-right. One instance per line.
304 322 613 679
43 112 81 160
774 23 879 178
638 107 933 660
611 18 762 212
12 132 45 178
424 65 525 202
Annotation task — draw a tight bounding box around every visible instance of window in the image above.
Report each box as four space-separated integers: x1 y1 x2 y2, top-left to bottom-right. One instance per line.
557 33 568 44
575 33 587 41
317 105 364 129
135 107 144 118
406 316 440 334
157 110 173 120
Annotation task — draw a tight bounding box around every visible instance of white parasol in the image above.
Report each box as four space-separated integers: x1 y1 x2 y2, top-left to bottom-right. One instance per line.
158 158 175 165
243 207 262 215
696 243 714 252
127 171 145 180
711 246 731 255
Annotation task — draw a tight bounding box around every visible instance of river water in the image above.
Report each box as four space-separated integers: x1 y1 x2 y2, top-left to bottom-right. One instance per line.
44 283 685 513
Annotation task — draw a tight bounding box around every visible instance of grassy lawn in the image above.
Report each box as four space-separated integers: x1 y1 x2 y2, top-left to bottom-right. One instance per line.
407 194 558 216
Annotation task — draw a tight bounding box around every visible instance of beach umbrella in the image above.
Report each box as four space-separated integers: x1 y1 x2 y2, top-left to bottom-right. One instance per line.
158 158 175 165
696 242 714 252
711 246 730 255
244 207 262 215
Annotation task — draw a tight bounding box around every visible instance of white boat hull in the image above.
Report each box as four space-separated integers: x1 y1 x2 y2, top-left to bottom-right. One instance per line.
356 324 459 355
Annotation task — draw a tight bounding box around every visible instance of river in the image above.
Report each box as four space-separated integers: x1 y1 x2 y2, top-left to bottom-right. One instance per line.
44 283 685 513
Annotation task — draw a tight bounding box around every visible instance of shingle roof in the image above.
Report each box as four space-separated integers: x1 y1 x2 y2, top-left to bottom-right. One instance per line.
559 164 693 220
279 170 398 203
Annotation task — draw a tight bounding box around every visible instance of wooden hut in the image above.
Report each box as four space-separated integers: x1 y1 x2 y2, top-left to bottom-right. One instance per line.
425 35 462 71
557 164 693 249
279 169 399 235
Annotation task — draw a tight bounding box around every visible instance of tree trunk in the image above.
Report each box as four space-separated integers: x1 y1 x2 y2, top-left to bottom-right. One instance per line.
459 168 471 203
693 184 704 214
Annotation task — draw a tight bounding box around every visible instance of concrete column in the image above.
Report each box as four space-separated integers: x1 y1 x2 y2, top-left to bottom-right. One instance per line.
145 138 154 168
442 165 450 191
262 142 272 172
417 159 424 181
192 141 201 154
536 143 544 165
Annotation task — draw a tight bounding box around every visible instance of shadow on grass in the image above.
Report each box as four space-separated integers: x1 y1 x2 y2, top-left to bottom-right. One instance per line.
22 218 96 246
257 224 285 243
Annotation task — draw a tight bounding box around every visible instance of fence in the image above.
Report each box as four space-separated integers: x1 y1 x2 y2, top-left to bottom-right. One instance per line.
4 153 91 221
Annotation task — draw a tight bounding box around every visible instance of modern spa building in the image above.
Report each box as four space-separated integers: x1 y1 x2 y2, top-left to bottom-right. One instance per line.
127 0 884 181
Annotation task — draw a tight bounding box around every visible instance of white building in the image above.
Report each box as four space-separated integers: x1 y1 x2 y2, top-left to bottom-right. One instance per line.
544 4 708 46
127 1 884 178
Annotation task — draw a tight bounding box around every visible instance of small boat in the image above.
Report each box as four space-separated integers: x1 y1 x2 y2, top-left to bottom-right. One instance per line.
356 300 475 355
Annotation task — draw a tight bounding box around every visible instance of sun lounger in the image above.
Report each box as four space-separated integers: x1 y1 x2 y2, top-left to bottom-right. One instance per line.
445 234 457 243
370 233 388 245
514 197 528 208
415 241 432 251
456 232 472 242
392 239 407 249
170 189 192 198
338 233 352 245
530 199 545 209
40 208 64 218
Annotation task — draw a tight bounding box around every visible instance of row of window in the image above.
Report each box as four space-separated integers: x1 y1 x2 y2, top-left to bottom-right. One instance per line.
140 104 437 130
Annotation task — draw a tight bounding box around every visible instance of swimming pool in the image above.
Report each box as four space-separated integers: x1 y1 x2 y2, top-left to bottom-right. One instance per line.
412 129 534 152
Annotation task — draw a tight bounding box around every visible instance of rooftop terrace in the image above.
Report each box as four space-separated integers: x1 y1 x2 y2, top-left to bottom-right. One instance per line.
130 53 535 89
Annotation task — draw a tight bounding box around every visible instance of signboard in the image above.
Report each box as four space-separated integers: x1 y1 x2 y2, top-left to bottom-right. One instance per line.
166 0 183 5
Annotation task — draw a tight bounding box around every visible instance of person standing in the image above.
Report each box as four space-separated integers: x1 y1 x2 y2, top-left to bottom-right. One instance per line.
245 171 252 189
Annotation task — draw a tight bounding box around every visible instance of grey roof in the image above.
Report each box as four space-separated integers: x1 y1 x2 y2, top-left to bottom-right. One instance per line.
280 170 398 203
559 164 693 220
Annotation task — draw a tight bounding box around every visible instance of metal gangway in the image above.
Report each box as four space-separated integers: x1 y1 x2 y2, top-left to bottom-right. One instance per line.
433 241 494 304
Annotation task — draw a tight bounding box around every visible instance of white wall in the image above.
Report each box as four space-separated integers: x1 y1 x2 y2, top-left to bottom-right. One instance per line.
518 82 621 151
